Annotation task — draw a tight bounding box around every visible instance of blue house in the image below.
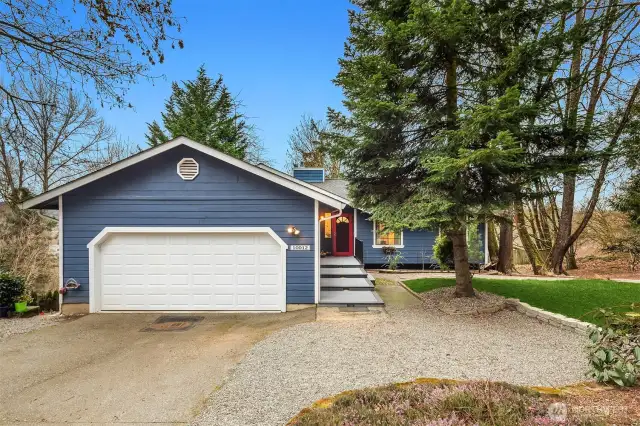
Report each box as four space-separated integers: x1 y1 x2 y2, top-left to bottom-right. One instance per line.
22 137 487 314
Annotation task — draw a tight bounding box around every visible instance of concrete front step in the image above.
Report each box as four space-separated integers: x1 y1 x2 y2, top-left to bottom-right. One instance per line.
321 267 367 278
321 277 374 290
320 257 362 268
319 289 384 306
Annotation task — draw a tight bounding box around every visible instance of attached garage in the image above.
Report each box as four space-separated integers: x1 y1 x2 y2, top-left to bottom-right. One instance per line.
88 227 287 312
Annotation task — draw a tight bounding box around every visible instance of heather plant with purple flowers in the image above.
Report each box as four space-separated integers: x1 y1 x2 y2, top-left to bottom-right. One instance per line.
288 380 603 426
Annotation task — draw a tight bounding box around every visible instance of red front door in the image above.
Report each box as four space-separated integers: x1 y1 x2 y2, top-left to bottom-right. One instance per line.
332 213 353 256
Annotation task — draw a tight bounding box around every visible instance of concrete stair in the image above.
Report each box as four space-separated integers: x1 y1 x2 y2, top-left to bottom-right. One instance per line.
319 257 383 307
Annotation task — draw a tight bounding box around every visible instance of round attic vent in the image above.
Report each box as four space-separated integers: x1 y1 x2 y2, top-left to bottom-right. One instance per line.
177 158 199 180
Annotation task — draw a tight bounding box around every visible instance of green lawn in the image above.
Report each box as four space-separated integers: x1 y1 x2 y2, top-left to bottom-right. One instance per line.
403 277 640 325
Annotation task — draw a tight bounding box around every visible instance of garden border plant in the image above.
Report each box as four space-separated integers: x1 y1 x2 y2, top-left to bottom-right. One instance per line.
0 271 26 317
585 304 640 387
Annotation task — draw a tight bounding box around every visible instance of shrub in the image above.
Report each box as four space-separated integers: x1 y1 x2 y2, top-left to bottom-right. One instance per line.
0 209 57 294
0 272 26 307
432 233 454 270
603 232 640 271
587 304 640 387
383 251 404 271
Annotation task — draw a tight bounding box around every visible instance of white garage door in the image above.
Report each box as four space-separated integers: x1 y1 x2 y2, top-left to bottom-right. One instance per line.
97 231 284 311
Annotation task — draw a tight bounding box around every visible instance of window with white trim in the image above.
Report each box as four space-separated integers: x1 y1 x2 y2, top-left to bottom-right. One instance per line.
177 158 199 180
373 221 404 247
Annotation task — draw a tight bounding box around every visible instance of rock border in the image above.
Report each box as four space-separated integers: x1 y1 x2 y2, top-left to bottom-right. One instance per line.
504 298 597 336
398 280 596 336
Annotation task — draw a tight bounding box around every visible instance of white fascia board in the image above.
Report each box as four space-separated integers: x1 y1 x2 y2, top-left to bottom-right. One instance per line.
21 137 346 210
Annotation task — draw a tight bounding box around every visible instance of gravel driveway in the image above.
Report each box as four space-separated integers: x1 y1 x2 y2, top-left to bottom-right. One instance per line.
194 285 588 426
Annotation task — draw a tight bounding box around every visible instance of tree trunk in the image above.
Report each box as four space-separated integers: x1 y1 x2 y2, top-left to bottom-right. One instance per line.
515 202 542 275
448 229 474 297
497 219 513 274
566 245 578 270
487 221 499 263
550 172 576 274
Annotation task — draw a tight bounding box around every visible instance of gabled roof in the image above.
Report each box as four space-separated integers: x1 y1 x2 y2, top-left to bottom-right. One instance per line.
256 163 351 205
310 179 349 200
21 137 348 210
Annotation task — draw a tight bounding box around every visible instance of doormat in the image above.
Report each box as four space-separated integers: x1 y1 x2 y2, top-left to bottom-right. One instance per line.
141 316 204 332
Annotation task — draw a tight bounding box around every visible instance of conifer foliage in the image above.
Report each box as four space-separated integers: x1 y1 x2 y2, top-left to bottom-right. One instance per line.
329 0 572 296
146 66 263 161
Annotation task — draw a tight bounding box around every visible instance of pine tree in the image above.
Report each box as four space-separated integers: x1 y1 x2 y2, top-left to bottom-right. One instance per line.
329 0 573 296
146 66 262 161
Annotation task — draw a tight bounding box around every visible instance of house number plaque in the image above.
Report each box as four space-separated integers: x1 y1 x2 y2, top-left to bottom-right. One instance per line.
290 245 311 251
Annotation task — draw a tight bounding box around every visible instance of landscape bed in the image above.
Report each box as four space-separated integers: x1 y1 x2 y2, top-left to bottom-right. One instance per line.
403 277 640 326
287 379 640 425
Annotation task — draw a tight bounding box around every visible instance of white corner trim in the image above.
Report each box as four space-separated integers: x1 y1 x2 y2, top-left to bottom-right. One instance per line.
21 137 346 210
314 200 319 304
58 195 63 310
354 209 358 238
372 220 404 248
87 226 288 313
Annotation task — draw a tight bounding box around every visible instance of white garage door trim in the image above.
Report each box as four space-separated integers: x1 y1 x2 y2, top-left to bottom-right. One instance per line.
87 227 288 313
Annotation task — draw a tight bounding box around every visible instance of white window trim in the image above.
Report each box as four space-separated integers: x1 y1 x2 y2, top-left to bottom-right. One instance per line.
87 226 288 314
372 220 404 248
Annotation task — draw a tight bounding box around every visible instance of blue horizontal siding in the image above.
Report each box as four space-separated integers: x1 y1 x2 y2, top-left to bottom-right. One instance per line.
356 211 485 266
62 145 315 305
293 169 324 183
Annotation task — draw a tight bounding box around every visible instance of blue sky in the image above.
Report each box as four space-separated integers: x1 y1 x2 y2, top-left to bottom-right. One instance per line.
100 1 353 169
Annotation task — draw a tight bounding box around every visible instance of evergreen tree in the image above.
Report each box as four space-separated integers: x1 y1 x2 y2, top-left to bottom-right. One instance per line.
146 66 264 161
329 0 573 296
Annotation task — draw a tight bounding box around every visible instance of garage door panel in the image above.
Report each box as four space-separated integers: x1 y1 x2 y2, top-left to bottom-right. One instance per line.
97 231 284 311
259 274 280 286
237 274 256 285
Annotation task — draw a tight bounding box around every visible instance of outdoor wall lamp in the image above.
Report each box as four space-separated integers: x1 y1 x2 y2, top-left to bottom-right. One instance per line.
287 226 301 236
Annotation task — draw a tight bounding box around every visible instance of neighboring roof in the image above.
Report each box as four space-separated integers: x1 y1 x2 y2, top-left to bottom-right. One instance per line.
256 164 351 205
310 179 350 200
21 137 347 210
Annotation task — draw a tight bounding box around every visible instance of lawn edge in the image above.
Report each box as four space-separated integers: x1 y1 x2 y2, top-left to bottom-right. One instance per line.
400 279 597 336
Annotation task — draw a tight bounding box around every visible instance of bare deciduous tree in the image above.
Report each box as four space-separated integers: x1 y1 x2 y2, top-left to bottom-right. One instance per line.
548 1 640 273
0 0 183 110
0 78 138 201
285 114 341 178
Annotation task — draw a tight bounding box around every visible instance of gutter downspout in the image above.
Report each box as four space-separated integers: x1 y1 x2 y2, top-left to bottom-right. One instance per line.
319 208 343 224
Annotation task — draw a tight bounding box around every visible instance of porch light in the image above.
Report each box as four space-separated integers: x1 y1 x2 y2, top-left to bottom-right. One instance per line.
287 226 301 236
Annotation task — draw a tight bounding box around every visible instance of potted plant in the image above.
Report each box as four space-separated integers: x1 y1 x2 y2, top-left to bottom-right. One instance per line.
14 291 33 313
0 272 25 318
320 250 330 258
382 246 396 255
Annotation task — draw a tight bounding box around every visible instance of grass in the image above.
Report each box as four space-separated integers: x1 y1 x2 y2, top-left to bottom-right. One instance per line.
404 277 640 325
287 379 605 425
